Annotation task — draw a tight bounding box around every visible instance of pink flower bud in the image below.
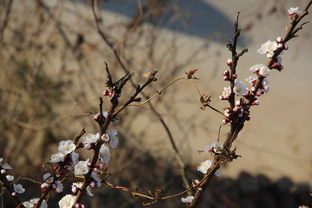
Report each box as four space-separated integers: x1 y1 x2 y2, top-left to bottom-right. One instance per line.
1 169 6 174
84 143 91 150
93 113 101 122
277 43 283 49
97 163 104 170
276 37 282 43
283 45 288 50
41 183 49 190
12 192 16 196
72 186 77 193
90 181 96 188
231 74 238 79
102 90 113 97
226 59 233 66
272 63 279 68
252 100 260 105
223 70 229 76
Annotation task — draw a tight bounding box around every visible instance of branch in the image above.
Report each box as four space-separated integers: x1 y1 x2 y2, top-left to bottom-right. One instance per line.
91 0 191 193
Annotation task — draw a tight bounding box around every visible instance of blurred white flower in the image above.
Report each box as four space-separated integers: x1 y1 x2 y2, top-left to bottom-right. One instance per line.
50 152 65 163
23 198 47 208
288 7 302 15
74 160 90 176
181 196 194 203
197 160 212 174
43 173 54 184
54 180 63 193
257 40 278 58
245 74 258 84
91 171 102 187
13 184 25 194
71 182 94 197
58 140 76 155
70 152 79 166
58 194 76 208
108 130 119 148
259 66 270 77
262 78 270 93
82 133 100 148
233 79 248 96
99 145 111 164
220 86 231 99
204 141 221 152
250 64 270 77
1 163 12 170
6 175 14 181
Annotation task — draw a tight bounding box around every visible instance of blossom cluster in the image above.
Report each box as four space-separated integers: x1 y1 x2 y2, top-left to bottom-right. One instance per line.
47 128 119 208
0 158 26 196
181 6 304 207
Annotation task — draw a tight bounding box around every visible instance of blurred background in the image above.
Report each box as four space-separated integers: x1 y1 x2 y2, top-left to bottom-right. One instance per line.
0 0 311 207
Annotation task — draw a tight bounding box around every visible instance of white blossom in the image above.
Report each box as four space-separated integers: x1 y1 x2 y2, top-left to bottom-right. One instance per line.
54 180 63 193
23 198 47 208
1 163 12 170
249 64 270 77
72 182 94 197
262 78 270 93
43 173 54 184
257 40 278 58
204 141 221 152
74 159 90 176
13 184 25 194
58 140 76 155
259 66 270 77
82 133 100 148
245 74 258 84
58 194 76 208
197 160 212 174
220 86 231 99
50 152 65 163
69 152 79 169
288 7 302 16
101 134 109 142
99 145 111 164
91 171 102 187
181 196 194 203
6 175 14 181
108 130 119 148
233 79 248 96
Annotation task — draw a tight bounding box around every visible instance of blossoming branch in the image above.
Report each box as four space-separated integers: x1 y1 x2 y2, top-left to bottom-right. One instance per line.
0 1 311 208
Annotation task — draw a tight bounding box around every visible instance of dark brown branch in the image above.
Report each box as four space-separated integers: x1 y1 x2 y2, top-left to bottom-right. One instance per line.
0 0 14 42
